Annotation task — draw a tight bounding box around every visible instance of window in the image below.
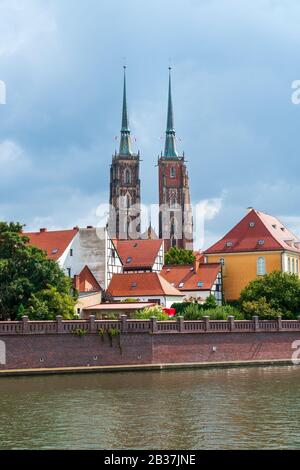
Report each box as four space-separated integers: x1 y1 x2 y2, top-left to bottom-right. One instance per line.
257 257 266 276
296 259 299 274
124 169 131 184
220 258 225 266
292 258 295 273
67 268 71 278
126 256 132 264
170 167 176 178
51 248 59 255
288 257 291 273
249 222 255 228
258 240 265 246
226 241 233 247
70 249 73 257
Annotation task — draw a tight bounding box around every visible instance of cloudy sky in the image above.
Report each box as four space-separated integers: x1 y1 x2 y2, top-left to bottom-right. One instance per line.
1 0 300 249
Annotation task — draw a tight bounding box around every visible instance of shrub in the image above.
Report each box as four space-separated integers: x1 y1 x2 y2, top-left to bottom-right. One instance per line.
241 297 283 319
134 305 170 321
181 303 202 320
240 271 300 319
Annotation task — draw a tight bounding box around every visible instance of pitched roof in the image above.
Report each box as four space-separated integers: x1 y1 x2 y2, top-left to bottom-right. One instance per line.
113 239 163 269
24 228 78 260
74 265 102 293
205 209 300 255
161 263 221 291
108 272 183 297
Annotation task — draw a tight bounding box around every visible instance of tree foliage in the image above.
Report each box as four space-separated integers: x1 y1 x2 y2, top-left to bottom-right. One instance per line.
0 221 76 320
240 271 300 319
164 247 195 265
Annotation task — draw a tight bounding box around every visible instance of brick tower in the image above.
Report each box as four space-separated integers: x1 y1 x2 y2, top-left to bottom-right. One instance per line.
158 68 193 251
109 67 141 240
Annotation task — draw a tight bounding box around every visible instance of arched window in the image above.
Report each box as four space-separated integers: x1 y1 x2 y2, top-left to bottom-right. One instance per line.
170 167 176 178
257 257 266 276
124 169 131 184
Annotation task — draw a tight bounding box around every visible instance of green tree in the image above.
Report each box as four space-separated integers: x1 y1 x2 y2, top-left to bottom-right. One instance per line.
165 247 195 265
240 271 300 319
203 294 218 309
0 221 76 320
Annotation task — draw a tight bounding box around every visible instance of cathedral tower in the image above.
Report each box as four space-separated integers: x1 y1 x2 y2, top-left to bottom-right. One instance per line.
158 68 193 251
109 67 141 240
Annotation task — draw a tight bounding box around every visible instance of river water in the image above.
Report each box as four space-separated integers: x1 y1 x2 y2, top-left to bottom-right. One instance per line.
0 366 300 450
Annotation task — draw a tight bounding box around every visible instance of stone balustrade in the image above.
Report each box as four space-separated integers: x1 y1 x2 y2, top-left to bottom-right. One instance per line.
0 315 300 335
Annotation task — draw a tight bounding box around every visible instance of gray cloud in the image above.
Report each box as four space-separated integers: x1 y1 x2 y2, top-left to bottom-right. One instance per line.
1 0 300 248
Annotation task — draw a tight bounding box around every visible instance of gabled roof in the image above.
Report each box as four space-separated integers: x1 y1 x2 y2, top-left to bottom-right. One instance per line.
205 209 300 255
161 263 221 291
24 228 79 260
74 265 102 293
113 239 163 269
108 272 183 297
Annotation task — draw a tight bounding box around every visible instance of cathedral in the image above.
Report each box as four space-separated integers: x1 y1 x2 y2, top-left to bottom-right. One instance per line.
109 67 193 250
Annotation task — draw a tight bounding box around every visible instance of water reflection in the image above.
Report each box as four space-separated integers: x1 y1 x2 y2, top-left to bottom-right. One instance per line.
0 366 300 449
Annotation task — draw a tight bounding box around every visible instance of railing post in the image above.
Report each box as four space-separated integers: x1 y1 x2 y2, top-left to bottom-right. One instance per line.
121 314 128 333
22 316 29 334
150 316 157 333
177 316 184 333
56 315 63 333
228 315 235 332
89 315 96 333
253 316 259 332
277 315 282 332
203 316 210 332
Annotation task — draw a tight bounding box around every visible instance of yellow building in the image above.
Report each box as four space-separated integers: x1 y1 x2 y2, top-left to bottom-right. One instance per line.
205 208 300 300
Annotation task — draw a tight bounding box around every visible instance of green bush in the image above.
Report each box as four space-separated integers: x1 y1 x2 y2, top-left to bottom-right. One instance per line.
134 305 170 321
181 303 202 320
240 271 300 319
241 297 283 320
165 247 195 265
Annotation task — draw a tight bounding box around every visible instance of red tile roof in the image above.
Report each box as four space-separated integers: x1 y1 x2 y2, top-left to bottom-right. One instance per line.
24 228 78 260
161 263 221 291
108 272 183 297
205 209 300 255
113 239 163 269
74 265 102 293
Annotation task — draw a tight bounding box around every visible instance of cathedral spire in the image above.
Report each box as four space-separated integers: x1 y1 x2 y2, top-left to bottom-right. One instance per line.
119 66 132 156
164 67 178 158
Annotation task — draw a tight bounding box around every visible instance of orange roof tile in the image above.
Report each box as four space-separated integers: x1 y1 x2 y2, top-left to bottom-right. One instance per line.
161 263 221 291
108 272 183 297
113 239 163 269
24 228 78 260
205 209 300 255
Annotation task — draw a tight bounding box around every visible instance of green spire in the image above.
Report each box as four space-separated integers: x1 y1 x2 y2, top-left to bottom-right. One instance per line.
164 67 178 158
119 66 132 155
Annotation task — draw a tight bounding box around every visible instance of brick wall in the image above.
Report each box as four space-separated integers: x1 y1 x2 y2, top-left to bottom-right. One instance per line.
0 316 300 370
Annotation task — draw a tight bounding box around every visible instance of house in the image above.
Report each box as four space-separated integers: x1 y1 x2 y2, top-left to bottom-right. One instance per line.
114 239 164 273
82 302 156 319
107 272 184 307
204 207 300 300
25 226 122 290
74 266 102 316
160 258 222 305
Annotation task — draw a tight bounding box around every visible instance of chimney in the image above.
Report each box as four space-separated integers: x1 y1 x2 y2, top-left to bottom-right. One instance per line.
40 228 47 233
193 255 200 274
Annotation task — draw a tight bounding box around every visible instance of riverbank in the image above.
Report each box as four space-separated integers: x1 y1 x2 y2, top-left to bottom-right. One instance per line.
0 359 295 377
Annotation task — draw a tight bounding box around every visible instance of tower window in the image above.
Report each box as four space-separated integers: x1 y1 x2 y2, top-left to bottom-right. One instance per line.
170 167 176 178
125 169 131 184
